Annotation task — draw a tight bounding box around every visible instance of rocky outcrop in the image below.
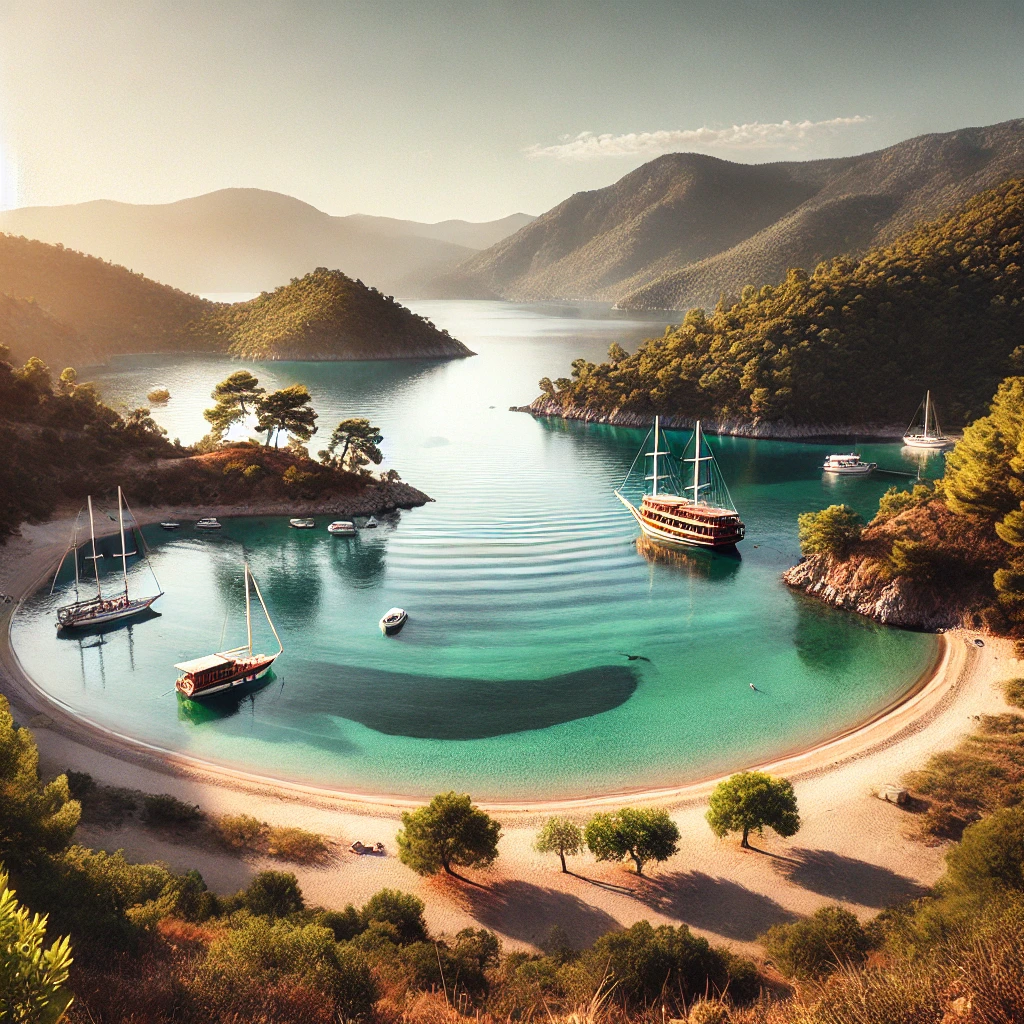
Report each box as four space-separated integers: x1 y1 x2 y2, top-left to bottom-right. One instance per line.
515 397 907 441
782 501 1007 631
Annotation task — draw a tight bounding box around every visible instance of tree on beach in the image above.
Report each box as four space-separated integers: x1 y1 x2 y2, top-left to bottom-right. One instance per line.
706 771 800 849
535 817 584 873
254 384 318 448
396 792 501 880
318 417 384 473
583 807 679 876
203 370 265 437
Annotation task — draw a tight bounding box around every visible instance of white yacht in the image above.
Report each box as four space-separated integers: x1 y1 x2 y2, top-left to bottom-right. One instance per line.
327 520 356 536
903 390 951 449
822 453 876 475
195 518 222 530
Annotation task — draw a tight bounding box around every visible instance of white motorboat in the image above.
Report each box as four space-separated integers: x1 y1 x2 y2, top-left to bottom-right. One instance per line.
380 607 408 635
364 516 379 529
289 518 316 529
195 518 222 530
327 521 356 536
159 521 181 530
903 390 951 449
822 453 876 475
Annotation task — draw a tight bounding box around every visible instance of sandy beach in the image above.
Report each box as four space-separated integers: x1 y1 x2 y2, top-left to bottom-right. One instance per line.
1 513 1017 955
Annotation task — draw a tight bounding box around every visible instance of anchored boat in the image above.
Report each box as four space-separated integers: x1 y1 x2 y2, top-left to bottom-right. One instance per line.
903 390 951 450
615 418 745 550
822 453 876 475
175 561 283 700
53 488 163 631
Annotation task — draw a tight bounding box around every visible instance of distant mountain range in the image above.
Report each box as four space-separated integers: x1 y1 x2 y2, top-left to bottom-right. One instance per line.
440 118 1024 310
0 189 534 296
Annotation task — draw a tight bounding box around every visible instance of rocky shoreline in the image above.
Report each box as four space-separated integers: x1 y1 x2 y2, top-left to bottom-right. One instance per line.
513 397 909 441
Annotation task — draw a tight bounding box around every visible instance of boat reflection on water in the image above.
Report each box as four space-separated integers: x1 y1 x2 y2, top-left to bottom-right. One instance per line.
176 672 277 724
635 535 741 580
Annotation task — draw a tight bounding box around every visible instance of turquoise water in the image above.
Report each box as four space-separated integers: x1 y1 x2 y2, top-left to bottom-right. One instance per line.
11 301 939 800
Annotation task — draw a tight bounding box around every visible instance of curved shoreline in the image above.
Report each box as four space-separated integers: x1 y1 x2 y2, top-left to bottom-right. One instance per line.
0 515 966 816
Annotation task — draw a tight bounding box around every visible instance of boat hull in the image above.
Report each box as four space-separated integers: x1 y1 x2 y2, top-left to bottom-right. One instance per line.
902 435 950 450
57 593 162 631
822 463 876 475
176 653 279 700
618 494 744 550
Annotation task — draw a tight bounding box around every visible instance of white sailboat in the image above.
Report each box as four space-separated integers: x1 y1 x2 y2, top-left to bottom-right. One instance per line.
903 390 951 450
54 488 163 630
175 562 283 699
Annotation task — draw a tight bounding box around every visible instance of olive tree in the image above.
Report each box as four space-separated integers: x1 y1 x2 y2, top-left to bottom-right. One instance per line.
583 807 679 876
535 817 583 873
397 792 501 880
706 771 800 849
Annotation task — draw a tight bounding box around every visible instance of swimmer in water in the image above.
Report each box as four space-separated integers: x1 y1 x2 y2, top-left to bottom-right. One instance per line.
750 683 759 692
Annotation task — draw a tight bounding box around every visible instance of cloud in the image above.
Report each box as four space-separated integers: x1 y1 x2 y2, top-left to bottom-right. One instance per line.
525 116 871 161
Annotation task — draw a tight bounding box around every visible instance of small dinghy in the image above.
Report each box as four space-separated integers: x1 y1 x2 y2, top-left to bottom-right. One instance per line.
289 518 316 529
380 607 408 635
365 516 379 529
195 518 222 530
327 520 356 536
159 521 181 531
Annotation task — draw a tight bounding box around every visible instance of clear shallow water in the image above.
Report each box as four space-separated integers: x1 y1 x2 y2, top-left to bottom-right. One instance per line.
12 300 939 800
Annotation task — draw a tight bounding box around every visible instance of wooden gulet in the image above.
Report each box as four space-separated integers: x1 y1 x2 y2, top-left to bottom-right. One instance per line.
174 562 283 700
614 417 745 550
54 488 163 630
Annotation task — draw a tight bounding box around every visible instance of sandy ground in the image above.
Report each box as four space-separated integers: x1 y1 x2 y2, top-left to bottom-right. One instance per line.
0 515 1017 955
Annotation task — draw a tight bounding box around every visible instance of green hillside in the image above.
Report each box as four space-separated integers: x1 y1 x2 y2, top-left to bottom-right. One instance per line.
0 235 470 365
211 268 473 360
534 178 1024 428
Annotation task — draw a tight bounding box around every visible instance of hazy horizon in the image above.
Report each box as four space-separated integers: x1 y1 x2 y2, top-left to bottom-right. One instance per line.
2 0 1023 221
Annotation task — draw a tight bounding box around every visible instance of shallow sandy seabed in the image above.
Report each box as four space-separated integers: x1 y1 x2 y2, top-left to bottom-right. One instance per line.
0 511 1016 954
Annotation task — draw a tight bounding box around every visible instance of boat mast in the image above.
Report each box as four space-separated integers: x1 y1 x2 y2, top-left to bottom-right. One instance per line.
924 391 931 439
118 486 129 597
693 420 702 502
248 567 284 656
652 416 660 496
244 562 253 656
73 515 80 597
87 495 102 599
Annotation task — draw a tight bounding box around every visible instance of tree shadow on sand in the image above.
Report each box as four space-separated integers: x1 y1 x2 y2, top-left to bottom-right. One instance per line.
635 871 798 941
775 848 930 908
462 879 621 947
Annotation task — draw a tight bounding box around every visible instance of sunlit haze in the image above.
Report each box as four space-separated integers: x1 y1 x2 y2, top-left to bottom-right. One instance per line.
1 0 1023 220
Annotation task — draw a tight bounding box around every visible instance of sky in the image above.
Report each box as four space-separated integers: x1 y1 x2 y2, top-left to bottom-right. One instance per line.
1 0 1023 222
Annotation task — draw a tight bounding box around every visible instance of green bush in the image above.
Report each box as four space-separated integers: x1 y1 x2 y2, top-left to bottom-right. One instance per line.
239 871 305 919
141 793 202 827
761 905 870 980
359 889 426 943
945 805 1024 893
319 905 363 942
797 505 864 559
1006 678 1024 710
266 825 330 864
216 813 266 850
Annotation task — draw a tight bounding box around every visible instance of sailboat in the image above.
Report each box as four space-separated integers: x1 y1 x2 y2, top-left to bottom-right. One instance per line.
614 418 745 550
54 488 163 631
174 562 283 700
903 390 951 449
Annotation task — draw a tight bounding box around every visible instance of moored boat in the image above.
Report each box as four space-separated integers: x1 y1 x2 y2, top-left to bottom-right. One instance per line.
175 562 283 700
289 518 316 529
365 516 379 529
159 521 181 530
615 418 745 550
822 453 876 475
903 390 951 449
195 518 222 530
327 520 357 536
54 489 164 631
380 607 408 635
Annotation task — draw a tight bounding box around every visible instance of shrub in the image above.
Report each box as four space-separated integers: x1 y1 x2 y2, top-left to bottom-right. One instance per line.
242 463 262 480
216 813 267 850
874 483 931 523
1006 677 1024 709
320 905 363 942
360 889 427 943
761 905 870 980
945 804 1024 893
797 505 864 558
266 826 330 864
239 871 305 918
64 770 95 800
141 793 202 827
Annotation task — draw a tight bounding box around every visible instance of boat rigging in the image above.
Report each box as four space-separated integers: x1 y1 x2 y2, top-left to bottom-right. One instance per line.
903 390 951 449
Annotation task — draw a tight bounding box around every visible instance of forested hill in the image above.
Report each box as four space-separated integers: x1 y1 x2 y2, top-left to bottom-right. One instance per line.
209 268 473 360
0 233 216 356
0 234 470 364
530 177 1024 430
445 119 1024 310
